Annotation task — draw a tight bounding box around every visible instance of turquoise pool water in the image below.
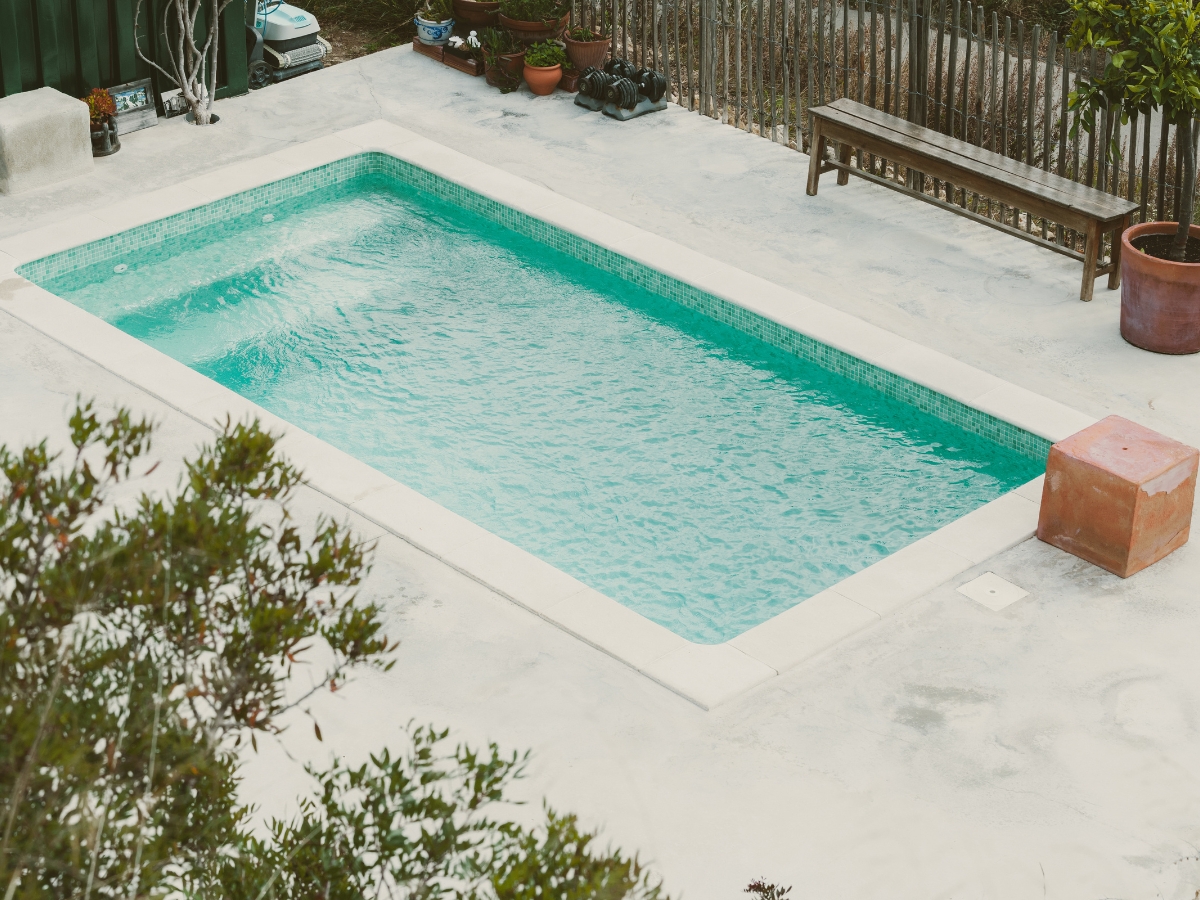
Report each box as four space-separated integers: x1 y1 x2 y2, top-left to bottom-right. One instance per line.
41 172 1042 643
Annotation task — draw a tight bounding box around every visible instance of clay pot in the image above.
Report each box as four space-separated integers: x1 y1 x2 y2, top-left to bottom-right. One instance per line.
498 50 525 76
562 32 608 70
558 66 580 92
499 11 569 44
523 62 562 95
1120 221 1200 355
452 0 500 25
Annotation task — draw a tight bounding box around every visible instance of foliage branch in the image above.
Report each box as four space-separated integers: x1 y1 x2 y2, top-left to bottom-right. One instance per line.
0 403 667 899
1068 0 1200 259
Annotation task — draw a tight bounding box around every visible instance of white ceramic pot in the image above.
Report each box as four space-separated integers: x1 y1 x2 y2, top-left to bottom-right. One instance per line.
414 15 455 45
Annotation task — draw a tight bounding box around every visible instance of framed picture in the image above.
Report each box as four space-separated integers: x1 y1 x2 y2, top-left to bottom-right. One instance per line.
108 78 158 135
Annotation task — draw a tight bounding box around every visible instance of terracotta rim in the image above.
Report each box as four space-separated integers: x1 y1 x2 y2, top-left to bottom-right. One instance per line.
1121 220 1200 269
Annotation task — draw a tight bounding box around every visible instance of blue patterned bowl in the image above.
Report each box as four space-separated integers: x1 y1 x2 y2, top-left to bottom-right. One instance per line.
414 16 455 45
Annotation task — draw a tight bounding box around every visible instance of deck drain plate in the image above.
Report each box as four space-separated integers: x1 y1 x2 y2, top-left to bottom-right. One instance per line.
957 572 1028 611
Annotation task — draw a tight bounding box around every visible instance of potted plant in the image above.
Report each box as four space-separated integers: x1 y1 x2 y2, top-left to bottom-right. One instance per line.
480 27 525 90
522 40 566 95
1068 0 1200 353
498 0 569 45
453 0 501 26
563 24 608 71
415 0 455 46
83 87 120 157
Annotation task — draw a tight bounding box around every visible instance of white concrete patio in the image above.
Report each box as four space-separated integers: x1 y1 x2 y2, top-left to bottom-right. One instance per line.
2 45 1199 900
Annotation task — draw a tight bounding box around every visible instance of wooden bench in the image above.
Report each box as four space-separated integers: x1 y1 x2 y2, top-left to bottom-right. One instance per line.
805 97 1139 301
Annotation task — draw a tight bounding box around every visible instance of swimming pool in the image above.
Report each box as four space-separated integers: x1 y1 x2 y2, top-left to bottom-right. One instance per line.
25 152 1044 644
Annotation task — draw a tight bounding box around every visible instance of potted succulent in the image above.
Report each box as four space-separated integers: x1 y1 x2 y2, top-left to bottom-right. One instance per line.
453 0 501 26
83 88 120 157
498 0 569 45
415 0 455 46
563 24 608 71
1068 0 1200 353
522 40 566 95
480 27 525 90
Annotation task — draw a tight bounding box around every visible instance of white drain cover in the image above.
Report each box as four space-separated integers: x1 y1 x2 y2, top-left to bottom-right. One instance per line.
957 572 1028 611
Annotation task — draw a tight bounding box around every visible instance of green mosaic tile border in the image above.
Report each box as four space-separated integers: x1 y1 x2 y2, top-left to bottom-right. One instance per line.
18 151 1050 462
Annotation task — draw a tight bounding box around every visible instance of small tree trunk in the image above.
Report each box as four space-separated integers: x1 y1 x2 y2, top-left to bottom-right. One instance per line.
1171 117 1197 262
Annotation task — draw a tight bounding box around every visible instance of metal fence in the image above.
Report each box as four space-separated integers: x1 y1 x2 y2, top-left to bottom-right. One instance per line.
577 0 1198 261
0 0 248 103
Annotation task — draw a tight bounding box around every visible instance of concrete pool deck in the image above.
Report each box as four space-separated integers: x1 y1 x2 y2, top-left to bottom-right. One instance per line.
2 47 1199 899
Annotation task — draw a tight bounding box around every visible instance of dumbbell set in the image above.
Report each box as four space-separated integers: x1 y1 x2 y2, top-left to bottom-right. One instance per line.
575 58 669 120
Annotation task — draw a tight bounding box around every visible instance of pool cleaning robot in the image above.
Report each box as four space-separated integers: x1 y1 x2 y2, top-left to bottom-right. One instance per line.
247 0 332 89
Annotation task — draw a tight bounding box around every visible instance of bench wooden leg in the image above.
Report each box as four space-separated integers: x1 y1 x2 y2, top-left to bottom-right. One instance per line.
1080 219 1101 302
1108 213 1130 291
806 121 826 196
836 141 852 186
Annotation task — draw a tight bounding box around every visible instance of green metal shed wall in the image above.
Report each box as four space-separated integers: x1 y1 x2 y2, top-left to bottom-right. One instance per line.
0 0 248 103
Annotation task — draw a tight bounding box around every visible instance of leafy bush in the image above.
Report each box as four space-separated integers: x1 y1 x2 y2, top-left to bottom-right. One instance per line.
499 0 566 23
1068 0 1200 258
524 40 568 67
421 0 454 23
0 404 667 899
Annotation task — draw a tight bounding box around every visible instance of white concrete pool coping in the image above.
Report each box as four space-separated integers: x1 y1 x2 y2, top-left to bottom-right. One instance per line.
0 119 1096 710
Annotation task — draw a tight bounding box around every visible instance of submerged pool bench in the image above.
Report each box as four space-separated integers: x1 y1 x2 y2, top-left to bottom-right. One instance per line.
805 97 1139 302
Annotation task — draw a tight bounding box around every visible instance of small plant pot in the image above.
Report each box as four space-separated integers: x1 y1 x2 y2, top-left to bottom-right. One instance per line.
486 51 525 86
558 66 580 92
562 33 608 70
523 62 562 95
452 0 500 24
414 15 455 45
499 11 569 44
89 119 121 157
1120 221 1200 355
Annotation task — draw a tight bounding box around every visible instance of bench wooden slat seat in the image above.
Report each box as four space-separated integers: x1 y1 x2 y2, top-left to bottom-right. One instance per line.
805 97 1140 301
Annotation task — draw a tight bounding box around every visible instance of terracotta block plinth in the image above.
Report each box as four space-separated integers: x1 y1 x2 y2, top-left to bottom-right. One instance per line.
1038 415 1199 577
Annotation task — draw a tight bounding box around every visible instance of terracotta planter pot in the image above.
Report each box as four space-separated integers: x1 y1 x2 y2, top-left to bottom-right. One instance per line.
558 67 580 92
523 62 562 95
452 0 500 25
498 50 525 76
1120 221 1200 355
562 33 608 70
499 11 569 43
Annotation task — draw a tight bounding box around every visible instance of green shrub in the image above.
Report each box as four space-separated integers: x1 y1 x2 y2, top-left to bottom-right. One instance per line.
0 403 668 899
498 0 566 23
524 40 567 67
